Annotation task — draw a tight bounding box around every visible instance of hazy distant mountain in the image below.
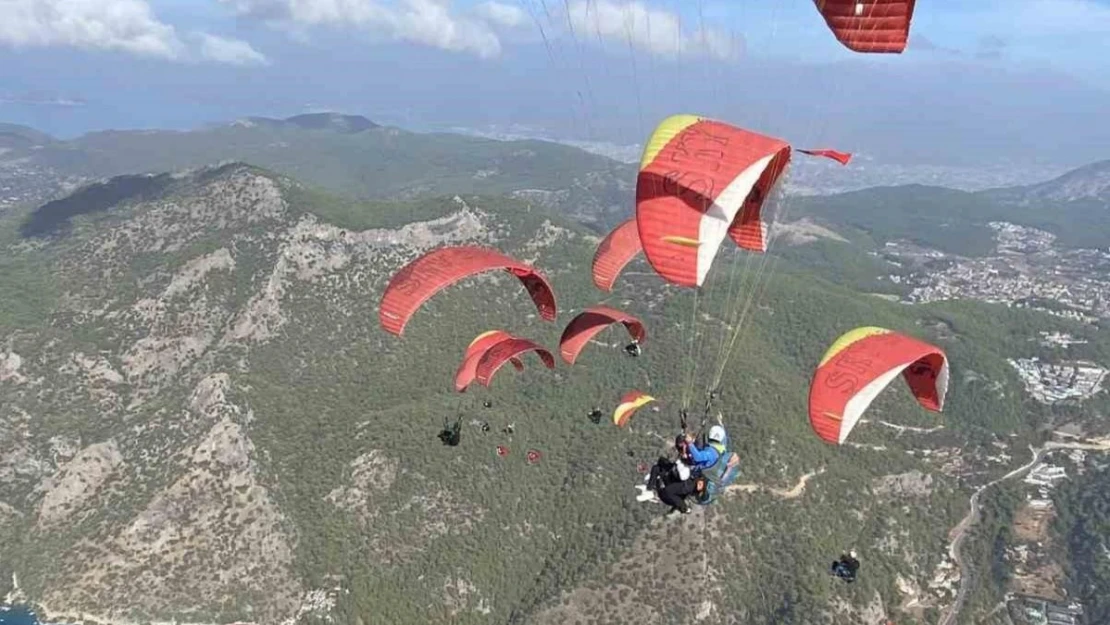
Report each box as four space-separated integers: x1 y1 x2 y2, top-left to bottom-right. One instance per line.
985 159 1110 205
238 113 380 134
0 123 55 150
0 117 634 224
792 160 1110 255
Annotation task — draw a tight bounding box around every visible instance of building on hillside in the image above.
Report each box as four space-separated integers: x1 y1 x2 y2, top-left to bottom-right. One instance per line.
1008 595 1084 625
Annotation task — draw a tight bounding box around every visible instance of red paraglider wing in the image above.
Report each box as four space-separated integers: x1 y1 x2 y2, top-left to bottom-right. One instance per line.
379 246 557 336
808 327 949 445
475 337 556 387
559 306 646 365
592 219 643 292
455 330 522 392
637 115 792 287
813 0 915 54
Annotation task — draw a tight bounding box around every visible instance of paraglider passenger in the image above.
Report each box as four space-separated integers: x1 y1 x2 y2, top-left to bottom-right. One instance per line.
647 456 687 492
831 551 860 583
658 475 707 515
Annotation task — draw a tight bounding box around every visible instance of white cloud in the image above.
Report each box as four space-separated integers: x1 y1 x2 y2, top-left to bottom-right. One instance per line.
565 0 741 61
0 0 184 58
0 0 270 66
219 0 510 58
473 1 528 29
195 32 269 65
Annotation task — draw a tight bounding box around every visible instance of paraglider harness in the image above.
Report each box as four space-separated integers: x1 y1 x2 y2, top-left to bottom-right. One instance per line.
587 407 604 424
831 553 860 583
438 415 462 446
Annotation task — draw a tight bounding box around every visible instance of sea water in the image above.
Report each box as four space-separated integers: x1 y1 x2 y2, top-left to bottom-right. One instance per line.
0 605 38 625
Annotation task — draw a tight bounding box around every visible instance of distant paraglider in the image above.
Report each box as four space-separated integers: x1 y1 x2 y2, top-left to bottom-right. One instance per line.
812 0 916 54
559 306 646 365
808 327 949 444
379 245 557 336
475 337 556 387
438 415 462 446
612 391 656 427
455 330 522 392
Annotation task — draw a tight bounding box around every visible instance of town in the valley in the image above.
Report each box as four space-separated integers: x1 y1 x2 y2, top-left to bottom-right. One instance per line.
879 221 1110 624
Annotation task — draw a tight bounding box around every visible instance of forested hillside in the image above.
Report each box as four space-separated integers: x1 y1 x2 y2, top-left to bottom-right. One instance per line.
2 158 1107 624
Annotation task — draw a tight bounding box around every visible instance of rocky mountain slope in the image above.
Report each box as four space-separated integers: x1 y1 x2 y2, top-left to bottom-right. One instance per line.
1 161 1107 625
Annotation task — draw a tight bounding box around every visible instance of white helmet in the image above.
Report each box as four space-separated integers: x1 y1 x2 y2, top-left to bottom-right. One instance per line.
708 425 726 444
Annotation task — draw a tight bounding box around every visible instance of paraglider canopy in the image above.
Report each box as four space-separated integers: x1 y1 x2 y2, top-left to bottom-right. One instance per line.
559 306 646 365
455 330 522 392
613 390 656 427
813 0 916 54
379 245 557 336
592 219 643 293
636 114 792 287
809 327 949 444
475 337 556 387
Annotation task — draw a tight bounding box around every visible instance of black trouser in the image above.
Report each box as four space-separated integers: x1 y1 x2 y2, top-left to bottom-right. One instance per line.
648 457 677 490
658 479 696 512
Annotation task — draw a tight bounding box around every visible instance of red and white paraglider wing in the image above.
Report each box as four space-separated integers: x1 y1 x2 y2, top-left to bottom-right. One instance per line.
379 246 557 336
592 219 643 292
813 0 916 54
613 390 656 427
808 327 948 444
455 330 520 392
475 337 556 387
558 306 646 365
636 115 791 287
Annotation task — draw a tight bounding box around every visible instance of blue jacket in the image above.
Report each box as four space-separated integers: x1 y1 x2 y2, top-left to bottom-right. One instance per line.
686 440 724 471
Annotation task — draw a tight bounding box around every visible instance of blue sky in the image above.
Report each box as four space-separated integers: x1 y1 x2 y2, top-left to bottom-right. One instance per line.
0 0 1108 165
